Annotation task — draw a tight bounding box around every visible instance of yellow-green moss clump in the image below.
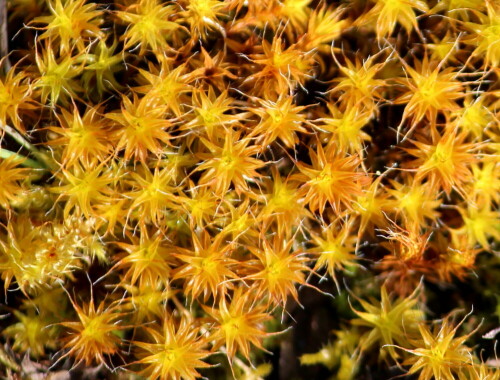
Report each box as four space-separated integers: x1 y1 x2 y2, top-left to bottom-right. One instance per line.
0 0 499 379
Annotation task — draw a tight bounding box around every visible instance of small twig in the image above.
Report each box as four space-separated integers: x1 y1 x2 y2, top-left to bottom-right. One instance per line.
0 0 11 73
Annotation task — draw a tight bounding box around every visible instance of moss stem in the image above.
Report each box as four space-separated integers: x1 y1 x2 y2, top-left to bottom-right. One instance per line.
0 148 47 169
1 123 54 169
